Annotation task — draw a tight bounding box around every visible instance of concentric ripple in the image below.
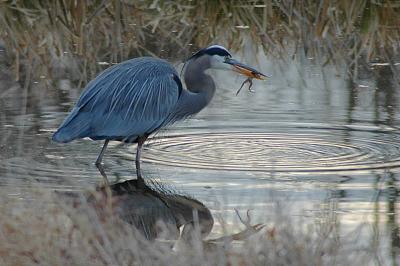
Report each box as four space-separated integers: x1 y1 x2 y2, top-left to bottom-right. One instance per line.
142 127 400 173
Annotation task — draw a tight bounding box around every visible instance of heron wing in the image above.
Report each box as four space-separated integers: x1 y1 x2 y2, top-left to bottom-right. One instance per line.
53 57 181 142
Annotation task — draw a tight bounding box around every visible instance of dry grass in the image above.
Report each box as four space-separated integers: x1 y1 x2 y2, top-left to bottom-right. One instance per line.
0 182 379 266
1 0 400 83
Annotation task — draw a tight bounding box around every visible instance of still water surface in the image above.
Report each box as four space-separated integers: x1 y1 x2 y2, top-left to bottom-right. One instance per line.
1 54 400 257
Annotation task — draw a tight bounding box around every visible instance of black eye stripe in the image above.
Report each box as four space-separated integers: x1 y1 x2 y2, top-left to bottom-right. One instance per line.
187 46 232 60
203 47 231 57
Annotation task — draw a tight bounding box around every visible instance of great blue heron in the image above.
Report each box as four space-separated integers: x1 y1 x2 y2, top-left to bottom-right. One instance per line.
52 45 266 179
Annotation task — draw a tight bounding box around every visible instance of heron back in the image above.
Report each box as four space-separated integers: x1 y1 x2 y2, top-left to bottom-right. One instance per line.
52 57 181 143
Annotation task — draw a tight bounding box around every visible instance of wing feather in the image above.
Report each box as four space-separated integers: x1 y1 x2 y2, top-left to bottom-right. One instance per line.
53 57 181 142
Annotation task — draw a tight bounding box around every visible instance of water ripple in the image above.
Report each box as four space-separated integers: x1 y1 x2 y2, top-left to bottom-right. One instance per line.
142 127 400 173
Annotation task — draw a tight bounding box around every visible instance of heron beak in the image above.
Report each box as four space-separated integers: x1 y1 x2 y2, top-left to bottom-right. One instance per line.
224 58 269 80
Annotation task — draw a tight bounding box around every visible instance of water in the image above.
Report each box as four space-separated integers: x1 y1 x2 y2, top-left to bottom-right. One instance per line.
1 55 400 259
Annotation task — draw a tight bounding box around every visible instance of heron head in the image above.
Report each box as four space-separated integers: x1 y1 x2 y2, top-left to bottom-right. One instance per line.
187 45 268 80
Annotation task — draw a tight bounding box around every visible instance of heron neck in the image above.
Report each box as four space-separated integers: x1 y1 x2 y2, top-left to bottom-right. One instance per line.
183 57 216 105
168 58 216 122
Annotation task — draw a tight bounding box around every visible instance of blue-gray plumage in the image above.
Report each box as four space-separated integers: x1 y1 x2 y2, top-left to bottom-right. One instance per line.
53 58 180 143
52 45 266 179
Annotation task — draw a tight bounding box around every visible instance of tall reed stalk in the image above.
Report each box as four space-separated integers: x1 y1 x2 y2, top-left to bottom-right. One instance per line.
1 0 399 83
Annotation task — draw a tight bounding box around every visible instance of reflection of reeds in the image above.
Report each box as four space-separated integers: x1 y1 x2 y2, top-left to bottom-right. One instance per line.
0 187 375 265
1 1 399 82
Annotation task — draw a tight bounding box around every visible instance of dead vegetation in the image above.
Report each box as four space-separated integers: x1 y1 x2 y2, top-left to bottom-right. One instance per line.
1 0 400 83
0 183 375 266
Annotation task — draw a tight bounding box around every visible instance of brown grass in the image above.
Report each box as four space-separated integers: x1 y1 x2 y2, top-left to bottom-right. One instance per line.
1 0 400 83
0 184 377 265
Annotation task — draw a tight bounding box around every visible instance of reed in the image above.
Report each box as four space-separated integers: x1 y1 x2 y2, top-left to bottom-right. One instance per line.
0 185 376 265
1 0 399 83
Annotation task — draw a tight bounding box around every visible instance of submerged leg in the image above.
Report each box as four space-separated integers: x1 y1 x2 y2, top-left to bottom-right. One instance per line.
95 140 110 185
135 135 148 184
96 163 110 186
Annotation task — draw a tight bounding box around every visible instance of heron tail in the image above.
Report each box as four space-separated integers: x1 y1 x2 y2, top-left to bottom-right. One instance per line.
52 110 91 143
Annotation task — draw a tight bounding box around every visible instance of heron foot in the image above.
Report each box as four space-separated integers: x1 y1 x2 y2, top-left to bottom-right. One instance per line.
96 162 110 187
135 135 148 188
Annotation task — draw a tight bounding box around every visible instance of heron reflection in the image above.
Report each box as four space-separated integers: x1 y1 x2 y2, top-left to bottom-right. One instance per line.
90 178 214 243
77 174 263 246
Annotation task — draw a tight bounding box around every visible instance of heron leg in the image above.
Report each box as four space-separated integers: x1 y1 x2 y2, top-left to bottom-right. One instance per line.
95 140 110 185
95 140 109 166
96 163 110 187
136 135 148 185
